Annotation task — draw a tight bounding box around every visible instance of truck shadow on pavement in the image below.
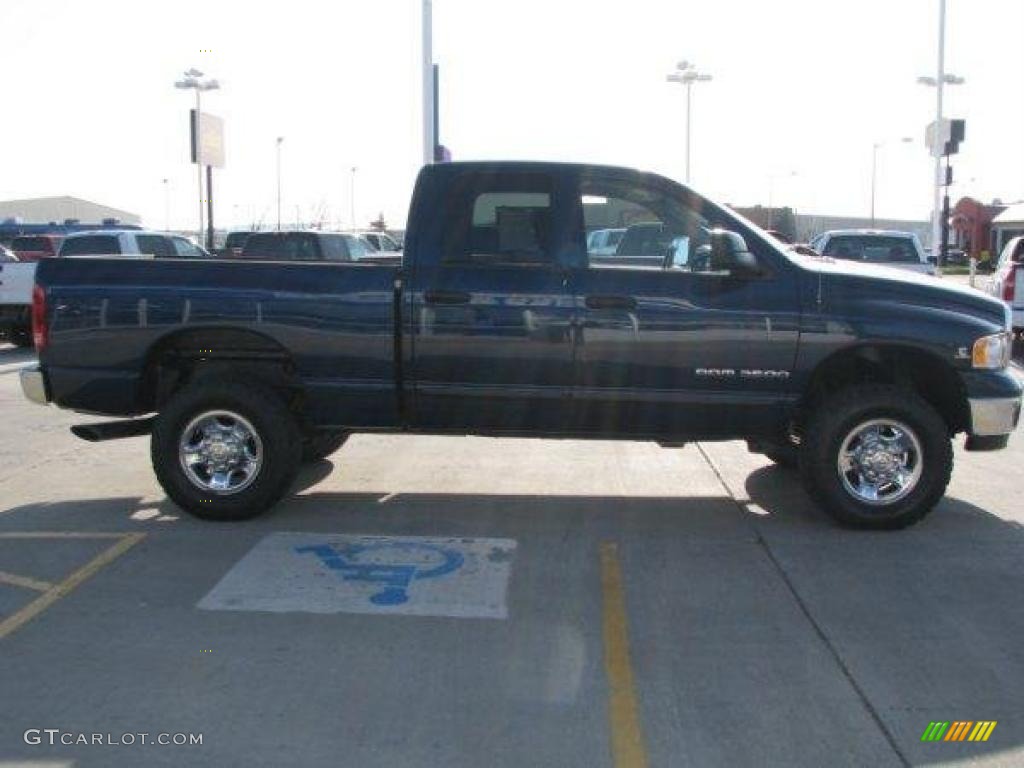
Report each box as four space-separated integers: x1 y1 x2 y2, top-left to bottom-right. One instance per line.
1 463 1021 766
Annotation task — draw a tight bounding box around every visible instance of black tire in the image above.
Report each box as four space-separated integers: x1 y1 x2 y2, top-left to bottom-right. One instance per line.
151 378 302 521
9 327 33 348
748 440 798 469
302 432 349 463
799 384 952 529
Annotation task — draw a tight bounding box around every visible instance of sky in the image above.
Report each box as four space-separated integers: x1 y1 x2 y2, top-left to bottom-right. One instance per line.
1 0 1021 232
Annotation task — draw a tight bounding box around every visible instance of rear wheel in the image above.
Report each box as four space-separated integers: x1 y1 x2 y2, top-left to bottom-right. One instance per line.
151 379 302 521
799 384 952 529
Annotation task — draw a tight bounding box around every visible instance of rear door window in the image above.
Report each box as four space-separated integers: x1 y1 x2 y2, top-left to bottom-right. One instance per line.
136 235 175 258
320 235 351 261
171 237 207 258
442 172 555 266
241 233 323 261
60 235 121 256
11 236 54 254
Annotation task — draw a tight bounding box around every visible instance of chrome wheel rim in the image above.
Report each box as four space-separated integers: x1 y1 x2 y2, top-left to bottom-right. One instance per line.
837 418 923 506
178 410 263 494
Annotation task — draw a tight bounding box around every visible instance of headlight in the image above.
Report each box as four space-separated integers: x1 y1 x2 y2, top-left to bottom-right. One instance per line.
972 332 1011 369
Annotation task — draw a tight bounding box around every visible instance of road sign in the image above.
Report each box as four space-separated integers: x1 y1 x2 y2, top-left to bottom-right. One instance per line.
925 118 965 157
190 110 225 168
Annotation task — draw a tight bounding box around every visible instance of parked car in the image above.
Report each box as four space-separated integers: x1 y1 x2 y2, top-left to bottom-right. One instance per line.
222 231 253 258
59 230 210 259
587 228 626 255
10 234 62 262
987 235 1024 331
240 231 391 262
21 161 1020 529
809 230 936 275
356 231 402 253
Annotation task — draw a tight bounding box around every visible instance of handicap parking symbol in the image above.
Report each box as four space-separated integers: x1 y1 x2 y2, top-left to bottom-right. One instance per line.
198 533 516 619
295 541 465 606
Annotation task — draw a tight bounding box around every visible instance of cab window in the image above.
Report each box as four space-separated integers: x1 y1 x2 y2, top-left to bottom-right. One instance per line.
442 172 554 266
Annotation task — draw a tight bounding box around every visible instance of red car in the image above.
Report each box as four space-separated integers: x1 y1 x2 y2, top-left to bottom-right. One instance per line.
10 234 62 262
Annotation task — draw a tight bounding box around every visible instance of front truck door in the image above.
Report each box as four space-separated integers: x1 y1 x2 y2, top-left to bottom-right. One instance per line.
567 168 801 439
409 169 577 433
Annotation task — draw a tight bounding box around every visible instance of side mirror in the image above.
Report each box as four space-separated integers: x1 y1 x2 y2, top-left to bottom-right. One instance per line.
709 229 760 276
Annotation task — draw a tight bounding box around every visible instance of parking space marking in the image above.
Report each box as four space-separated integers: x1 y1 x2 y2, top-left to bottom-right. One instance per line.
199 533 516 619
599 542 648 768
0 532 145 640
0 570 53 592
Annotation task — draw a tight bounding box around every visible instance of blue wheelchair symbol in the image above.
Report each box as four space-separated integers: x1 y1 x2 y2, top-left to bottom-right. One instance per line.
295 541 465 606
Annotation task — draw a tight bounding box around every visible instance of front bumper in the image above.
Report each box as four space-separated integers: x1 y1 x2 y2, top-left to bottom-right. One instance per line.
20 365 49 406
968 397 1020 437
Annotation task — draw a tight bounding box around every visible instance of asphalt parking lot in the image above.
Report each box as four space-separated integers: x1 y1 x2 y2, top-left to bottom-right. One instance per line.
1 340 1023 768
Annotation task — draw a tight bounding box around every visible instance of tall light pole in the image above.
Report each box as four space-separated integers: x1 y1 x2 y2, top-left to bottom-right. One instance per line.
870 137 913 226
275 137 284 231
349 166 358 230
422 0 434 165
917 0 964 258
666 60 712 184
174 69 219 240
161 178 170 232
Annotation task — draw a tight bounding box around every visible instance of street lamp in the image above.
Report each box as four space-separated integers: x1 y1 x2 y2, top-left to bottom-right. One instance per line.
161 178 170 232
349 166 358 230
666 60 712 184
276 137 284 231
174 69 220 241
917 0 964 260
870 137 912 226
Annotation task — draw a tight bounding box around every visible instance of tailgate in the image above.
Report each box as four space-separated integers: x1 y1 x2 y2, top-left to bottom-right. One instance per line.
0 262 37 306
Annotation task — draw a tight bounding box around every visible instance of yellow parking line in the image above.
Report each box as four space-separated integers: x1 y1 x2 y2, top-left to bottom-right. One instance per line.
0 570 53 592
600 542 648 768
0 533 145 640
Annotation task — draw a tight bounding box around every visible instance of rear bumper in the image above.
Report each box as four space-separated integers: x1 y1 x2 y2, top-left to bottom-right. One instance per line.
20 365 49 406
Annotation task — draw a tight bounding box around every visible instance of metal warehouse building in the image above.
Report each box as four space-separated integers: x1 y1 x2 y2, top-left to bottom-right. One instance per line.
0 196 140 225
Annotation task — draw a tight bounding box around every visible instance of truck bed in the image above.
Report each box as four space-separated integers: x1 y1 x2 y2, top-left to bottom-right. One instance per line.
35 256 401 426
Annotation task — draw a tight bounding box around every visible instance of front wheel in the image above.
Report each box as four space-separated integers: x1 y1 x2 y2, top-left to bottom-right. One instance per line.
151 379 302 521
799 385 952 529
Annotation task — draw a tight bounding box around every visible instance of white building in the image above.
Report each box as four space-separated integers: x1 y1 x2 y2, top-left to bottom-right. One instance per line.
991 202 1024 254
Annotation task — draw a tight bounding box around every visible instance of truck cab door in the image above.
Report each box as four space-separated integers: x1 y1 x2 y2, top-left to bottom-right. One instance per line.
567 169 801 439
409 169 577 433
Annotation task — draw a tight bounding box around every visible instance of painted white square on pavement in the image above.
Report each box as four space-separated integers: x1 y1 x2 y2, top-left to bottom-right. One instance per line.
198 533 517 619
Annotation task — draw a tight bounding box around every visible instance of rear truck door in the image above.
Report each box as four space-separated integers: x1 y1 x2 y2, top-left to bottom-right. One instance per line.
566 167 801 438
407 167 577 432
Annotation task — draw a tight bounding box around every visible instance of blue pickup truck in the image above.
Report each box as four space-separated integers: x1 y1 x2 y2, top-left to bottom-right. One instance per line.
19 162 1022 528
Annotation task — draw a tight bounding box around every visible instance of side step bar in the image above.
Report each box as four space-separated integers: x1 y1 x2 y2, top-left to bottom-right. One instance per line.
71 417 155 443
